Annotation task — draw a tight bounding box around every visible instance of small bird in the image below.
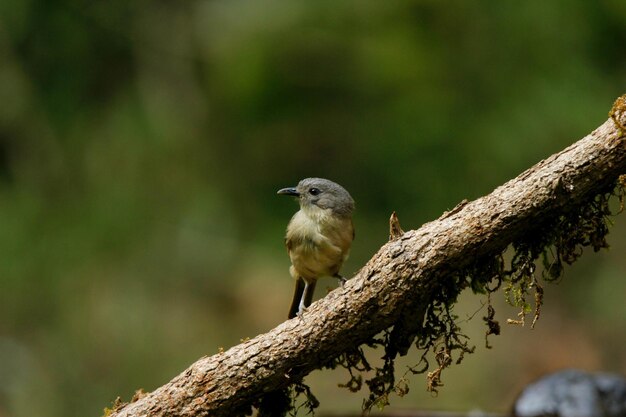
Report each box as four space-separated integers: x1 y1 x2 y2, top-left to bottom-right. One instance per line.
277 178 355 319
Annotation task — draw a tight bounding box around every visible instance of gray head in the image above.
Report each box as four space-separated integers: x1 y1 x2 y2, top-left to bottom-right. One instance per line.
277 178 355 217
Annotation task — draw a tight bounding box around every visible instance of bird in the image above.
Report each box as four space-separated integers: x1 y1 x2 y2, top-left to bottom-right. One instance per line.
277 178 355 319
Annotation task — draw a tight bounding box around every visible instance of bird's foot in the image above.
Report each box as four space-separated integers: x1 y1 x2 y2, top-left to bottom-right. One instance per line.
296 306 308 318
335 274 347 287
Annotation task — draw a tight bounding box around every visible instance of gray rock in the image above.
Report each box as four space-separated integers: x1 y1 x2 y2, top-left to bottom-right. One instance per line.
513 369 626 417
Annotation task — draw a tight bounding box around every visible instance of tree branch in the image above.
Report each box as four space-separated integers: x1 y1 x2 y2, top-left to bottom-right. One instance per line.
109 95 626 417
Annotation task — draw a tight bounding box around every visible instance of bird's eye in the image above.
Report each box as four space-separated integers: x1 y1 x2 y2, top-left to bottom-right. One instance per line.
309 187 321 196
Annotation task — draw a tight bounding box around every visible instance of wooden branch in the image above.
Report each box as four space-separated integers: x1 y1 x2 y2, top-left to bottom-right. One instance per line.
110 96 626 417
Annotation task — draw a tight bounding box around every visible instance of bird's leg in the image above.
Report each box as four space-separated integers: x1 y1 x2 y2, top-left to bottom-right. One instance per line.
333 273 347 287
288 277 305 319
297 296 307 318
298 279 317 317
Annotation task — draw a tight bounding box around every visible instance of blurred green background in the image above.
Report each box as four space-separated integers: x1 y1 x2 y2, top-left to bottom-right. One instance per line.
1 0 625 416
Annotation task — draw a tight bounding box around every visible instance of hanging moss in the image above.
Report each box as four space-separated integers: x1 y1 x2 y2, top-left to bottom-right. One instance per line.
286 177 625 415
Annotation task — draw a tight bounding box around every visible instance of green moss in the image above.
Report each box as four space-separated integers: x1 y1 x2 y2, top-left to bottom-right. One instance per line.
609 94 626 137
101 397 124 417
312 178 625 415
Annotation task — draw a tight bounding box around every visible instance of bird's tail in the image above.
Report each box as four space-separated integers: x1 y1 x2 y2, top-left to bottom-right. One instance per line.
288 277 305 319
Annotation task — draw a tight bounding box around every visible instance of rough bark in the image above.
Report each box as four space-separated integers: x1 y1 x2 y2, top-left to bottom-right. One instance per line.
110 96 626 417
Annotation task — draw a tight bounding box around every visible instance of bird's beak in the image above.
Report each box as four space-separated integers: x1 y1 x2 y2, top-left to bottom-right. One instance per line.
277 187 300 197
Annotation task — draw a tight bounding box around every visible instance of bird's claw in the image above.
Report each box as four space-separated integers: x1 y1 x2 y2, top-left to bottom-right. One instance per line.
336 275 347 287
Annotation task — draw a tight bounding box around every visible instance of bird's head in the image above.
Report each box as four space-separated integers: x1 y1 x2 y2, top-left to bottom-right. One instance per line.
277 178 354 217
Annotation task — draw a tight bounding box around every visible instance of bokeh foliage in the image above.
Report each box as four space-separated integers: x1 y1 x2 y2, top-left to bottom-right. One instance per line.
0 0 625 416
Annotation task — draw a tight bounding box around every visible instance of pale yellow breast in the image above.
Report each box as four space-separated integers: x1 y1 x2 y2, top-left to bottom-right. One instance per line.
285 207 353 281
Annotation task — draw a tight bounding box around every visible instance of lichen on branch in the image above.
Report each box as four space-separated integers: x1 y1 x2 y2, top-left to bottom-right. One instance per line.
106 95 626 417
292 174 626 415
